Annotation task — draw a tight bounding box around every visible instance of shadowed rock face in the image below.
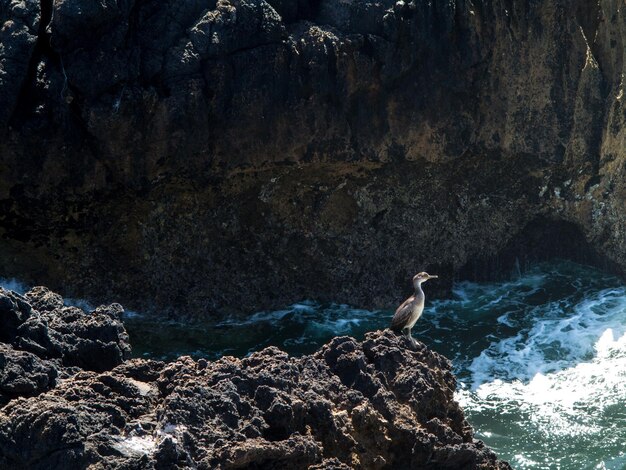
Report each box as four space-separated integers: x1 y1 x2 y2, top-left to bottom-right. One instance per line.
0 286 130 405
0 286 510 469
0 0 625 317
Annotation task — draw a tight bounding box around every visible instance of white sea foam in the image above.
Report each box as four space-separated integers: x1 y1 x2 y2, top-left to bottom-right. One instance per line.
453 264 626 468
457 327 626 462
466 286 626 387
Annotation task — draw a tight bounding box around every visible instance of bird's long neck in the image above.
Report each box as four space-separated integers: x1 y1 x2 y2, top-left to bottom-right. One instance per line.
413 282 425 302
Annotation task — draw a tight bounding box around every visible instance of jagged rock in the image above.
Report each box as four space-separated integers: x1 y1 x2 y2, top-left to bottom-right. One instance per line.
0 365 158 469
15 287 131 371
0 343 57 405
0 286 131 408
24 285 64 311
0 330 511 469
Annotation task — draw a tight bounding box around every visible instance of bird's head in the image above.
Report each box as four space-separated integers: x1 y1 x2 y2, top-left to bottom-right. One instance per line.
413 272 438 287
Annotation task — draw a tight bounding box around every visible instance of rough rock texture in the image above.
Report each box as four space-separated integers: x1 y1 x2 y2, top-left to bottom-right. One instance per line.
0 286 511 470
0 342 56 405
1 0 625 317
0 285 130 405
0 0 40 127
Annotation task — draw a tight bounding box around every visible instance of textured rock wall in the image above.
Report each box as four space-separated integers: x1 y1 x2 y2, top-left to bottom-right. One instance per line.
0 285 511 469
0 0 625 317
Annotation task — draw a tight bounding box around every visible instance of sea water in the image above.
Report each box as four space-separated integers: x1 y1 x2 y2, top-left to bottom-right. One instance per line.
4 260 626 468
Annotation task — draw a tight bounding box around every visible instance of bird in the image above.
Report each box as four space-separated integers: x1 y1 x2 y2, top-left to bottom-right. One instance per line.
391 272 438 346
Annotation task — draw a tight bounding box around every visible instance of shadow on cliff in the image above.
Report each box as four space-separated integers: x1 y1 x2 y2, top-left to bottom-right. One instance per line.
458 217 622 283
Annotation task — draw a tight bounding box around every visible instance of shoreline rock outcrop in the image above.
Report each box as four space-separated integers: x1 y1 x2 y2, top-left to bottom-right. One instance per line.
1 0 625 318
0 285 130 406
0 286 511 469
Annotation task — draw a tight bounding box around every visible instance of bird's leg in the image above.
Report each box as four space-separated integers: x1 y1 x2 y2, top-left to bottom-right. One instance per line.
402 327 411 341
402 327 417 347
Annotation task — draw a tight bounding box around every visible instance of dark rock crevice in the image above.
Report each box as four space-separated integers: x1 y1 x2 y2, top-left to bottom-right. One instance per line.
268 0 321 25
8 0 53 127
459 217 622 283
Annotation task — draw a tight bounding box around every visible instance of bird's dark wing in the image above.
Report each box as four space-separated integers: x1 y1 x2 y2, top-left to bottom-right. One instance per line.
390 296 414 331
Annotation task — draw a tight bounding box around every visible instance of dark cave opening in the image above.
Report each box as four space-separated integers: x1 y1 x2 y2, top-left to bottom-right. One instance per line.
459 217 621 283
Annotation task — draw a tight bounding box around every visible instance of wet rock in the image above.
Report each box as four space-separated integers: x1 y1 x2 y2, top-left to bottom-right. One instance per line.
0 329 511 469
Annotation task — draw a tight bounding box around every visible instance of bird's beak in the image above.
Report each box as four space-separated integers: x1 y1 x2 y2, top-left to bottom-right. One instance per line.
429 274 438 279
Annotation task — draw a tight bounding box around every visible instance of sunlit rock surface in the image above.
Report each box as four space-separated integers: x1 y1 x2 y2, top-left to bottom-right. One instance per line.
0 286 510 469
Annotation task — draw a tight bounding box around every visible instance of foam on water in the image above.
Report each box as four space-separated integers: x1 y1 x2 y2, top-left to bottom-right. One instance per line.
449 263 626 469
456 331 626 468
467 286 626 387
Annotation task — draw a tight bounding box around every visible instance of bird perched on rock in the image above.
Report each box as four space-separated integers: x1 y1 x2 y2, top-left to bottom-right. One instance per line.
391 272 438 346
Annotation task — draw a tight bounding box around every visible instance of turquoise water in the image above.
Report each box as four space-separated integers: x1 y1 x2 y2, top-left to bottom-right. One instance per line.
123 260 626 469
4 260 626 468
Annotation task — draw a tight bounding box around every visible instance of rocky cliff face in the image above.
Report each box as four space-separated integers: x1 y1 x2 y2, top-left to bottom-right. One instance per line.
0 286 510 469
0 0 624 317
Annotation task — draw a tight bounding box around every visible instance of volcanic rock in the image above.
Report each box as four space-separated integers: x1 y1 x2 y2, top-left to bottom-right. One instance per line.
0 342 57 406
14 286 131 371
0 285 130 406
0 307 511 470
